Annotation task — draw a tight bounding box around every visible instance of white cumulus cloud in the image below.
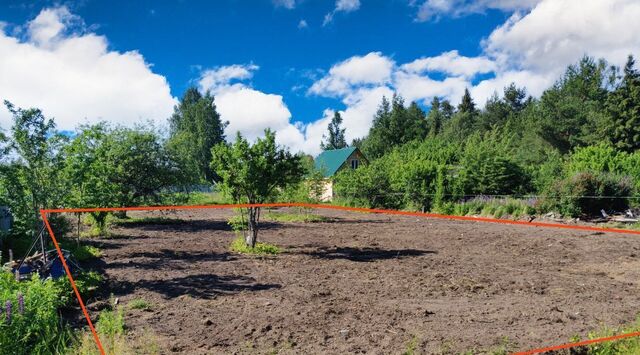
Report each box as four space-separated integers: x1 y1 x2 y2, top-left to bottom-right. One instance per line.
309 52 394 96
0 6 176 131
400 50 496 78
198 64 295 143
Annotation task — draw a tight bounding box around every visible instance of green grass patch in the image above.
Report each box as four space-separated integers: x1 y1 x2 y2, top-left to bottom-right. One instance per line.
570 316 640 354
110 216 186 226
438 197 537 220
230 236 280 255
264 210 328 223
59 242 103 261
128 298 152 311
187 191 228 205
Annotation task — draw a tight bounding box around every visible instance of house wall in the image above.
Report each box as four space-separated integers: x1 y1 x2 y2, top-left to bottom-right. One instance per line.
320 179 333 202
337 150 367 173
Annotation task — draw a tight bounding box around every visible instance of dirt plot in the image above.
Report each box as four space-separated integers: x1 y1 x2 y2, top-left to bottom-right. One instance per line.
81 207 640 354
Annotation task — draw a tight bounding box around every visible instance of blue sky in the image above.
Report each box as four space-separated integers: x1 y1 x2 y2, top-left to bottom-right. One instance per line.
1 0 639 155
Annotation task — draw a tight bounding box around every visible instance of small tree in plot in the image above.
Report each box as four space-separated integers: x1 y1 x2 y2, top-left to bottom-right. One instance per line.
211 130 304 248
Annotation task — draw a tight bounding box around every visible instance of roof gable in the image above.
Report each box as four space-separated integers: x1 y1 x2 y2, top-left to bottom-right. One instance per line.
314 147 359 177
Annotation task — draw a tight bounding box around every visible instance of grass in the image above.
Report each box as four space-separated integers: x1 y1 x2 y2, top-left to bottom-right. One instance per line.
436 197 537 220
230 236 280 255
403 335 418 355
128 298 152 311
60 242 103 261
71 303 161 355
264 210 328 223
110 216 186 226
186 191 228 205
568 316 640 354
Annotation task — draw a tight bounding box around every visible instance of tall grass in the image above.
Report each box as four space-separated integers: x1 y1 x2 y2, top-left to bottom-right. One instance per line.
0 273 73 355
436 196 537 219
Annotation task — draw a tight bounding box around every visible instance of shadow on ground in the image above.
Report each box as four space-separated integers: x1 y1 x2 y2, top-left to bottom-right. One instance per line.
300 247 436 262
110 273 281 299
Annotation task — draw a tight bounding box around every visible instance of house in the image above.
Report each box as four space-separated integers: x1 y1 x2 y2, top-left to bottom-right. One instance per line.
314 147 367 201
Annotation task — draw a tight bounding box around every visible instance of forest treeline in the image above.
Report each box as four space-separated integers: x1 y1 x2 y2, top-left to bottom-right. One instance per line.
333 55 640 218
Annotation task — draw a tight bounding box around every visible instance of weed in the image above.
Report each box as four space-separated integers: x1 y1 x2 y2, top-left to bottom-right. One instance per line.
403 335 418 355
230 236 280 255
128 299 152 311
580 317 640 354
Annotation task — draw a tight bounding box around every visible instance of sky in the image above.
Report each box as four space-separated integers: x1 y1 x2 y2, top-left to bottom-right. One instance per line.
1 0 640 156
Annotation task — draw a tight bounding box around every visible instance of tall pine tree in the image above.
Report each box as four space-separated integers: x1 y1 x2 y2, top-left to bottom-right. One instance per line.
606 55 640 152
320 111 347 150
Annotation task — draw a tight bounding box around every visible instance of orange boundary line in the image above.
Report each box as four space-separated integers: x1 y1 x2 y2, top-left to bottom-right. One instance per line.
40 210 106 355
39 202 640 355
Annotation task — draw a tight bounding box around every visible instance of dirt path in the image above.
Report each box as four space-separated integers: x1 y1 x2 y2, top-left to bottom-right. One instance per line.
82 207 640 354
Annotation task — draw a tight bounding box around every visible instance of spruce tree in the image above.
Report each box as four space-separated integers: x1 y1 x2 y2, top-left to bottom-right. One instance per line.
427 97 444 136
457 88 477 115
606 55 640 152
320 111 347 150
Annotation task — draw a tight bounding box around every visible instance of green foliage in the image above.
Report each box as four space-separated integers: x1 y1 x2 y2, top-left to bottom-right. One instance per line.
61 242 103 262
211 129 304 247
537 56 613 153
229 236 280 255
457 133 530 196
110 216 186 226
264 210 328 223
335 138 459 210
542 172 634 217
361 95 428 159
128 299 152 311
168 87 227 183
606 55 640 152
278 155 325 204
572 316 640 355
0 273 73 355
439 197 537 219
1 101 68 256
186 191 229 205
320 111 347 150
62 123 187 234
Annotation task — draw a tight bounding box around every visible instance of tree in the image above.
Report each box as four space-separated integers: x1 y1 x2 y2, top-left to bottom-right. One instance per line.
63 124 184 232
457 88 478 115
443 90 478 142
606 55 640 152
320 111 347 150
3 101 68 233
168 87 227 183
211 130 304 247
503 83 529 113
537 56 612 152
361 94 427 159
427 97 444 136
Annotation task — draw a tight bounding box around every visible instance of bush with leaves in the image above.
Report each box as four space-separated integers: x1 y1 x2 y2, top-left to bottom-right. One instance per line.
0 273 72 355
542 172 634 217
457 133 531 196
211 130 304 248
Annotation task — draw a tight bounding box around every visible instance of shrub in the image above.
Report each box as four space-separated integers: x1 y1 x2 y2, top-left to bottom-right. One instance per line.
543 172 634 217
0 273 72 355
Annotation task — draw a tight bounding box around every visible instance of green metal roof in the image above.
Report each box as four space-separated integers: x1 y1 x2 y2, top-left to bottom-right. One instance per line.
314 147 358 178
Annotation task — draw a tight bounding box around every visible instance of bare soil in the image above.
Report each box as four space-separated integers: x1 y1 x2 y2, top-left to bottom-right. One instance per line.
80 207 640 354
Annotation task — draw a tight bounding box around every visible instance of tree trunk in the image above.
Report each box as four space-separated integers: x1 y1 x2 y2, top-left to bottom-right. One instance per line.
244 207 259 248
